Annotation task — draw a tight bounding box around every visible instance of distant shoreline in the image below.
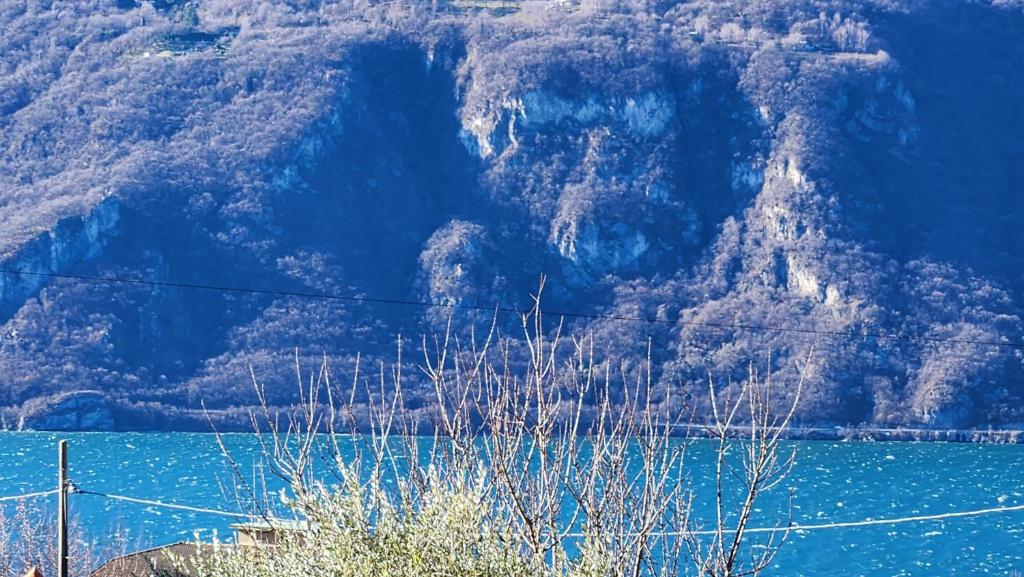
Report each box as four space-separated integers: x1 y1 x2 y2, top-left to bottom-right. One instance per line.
681 425 1024 444
2 426 1023 444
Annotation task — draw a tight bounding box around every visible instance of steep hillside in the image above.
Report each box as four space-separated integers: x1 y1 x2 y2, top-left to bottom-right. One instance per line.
1 0 1021 430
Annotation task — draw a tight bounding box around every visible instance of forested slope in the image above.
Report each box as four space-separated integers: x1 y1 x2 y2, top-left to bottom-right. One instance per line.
1 0 1021 430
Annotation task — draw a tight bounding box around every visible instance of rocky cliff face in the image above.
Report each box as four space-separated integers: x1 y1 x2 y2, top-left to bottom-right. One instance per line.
0 0 1021 430
16 391 115 431
0 198 120 319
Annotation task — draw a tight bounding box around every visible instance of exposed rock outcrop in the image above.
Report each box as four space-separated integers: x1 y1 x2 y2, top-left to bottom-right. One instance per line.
18 391 115 431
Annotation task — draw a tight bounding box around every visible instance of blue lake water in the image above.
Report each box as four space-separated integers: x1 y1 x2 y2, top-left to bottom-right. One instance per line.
0 432 1022 576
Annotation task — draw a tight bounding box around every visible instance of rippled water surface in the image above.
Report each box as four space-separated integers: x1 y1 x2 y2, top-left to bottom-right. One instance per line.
0 433 1021 576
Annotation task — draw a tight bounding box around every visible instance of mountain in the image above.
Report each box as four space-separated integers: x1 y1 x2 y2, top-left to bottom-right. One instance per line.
1 0 1022 431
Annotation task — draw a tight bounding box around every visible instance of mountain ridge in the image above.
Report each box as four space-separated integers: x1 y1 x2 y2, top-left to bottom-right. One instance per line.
1 0 1021 431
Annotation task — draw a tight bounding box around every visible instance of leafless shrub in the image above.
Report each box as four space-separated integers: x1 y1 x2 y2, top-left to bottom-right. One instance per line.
0 498 132 577
685 354 810 577
202 282 807 576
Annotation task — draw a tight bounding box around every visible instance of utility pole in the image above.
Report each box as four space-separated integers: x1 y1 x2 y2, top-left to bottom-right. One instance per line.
57 440 68 577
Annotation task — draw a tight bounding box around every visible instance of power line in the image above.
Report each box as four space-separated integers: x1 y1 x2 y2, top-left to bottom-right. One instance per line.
0 488 60 503
1 267 1022 350
564 502 1024 538
733 502 1024 534
75 489 257 519
68 485 1024 537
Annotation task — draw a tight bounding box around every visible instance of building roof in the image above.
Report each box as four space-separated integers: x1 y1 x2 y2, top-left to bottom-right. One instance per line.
88 542 214 577
230 519 308 532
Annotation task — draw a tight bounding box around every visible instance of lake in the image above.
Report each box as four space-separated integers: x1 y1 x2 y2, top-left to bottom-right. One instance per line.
0 432 1021 576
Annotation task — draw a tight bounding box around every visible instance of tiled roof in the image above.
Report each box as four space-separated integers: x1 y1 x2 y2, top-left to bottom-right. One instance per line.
88 542 215 577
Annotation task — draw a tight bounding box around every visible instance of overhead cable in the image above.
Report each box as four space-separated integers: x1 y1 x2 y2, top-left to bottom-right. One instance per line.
2 268 1021 350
